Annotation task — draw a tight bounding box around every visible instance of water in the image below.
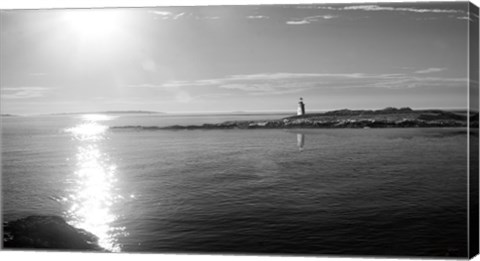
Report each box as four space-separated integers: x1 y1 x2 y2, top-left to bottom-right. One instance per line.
1 113 472 257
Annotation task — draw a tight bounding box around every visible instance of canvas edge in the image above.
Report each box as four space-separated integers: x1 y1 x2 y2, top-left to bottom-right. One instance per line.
0 1 478 260
469 1 480 259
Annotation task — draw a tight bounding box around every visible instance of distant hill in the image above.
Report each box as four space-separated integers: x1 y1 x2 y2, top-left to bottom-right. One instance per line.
52 111 163 115
102 111 163 114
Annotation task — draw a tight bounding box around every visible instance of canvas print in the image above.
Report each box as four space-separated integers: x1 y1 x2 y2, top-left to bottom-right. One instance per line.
1 1 479 258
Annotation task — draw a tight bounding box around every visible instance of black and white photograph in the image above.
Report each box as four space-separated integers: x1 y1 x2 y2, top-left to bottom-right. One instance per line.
1 0 479 259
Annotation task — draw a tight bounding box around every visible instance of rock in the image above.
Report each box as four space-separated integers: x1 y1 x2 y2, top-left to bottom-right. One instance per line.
3 215 105 251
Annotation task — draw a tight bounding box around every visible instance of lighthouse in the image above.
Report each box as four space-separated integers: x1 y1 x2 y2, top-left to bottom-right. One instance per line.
297 97 305 116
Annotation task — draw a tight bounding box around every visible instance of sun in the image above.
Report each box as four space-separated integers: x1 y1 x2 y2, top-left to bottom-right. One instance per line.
61 9 125 43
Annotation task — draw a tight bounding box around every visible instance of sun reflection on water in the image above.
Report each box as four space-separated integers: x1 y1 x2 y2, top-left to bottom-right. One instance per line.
64 114 124 252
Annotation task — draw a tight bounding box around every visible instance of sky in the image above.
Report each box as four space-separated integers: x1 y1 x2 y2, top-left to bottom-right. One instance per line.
0 2 477 114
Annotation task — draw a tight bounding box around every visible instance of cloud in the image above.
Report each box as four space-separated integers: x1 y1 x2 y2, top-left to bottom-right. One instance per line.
342 5 461 14
1 87 50 99
162 79 223 88
456 16 470 20
154 72 465 97
286 20 311 25
415 67 446 74
295 4 463 13
290 4 465 23
457 12 480 22
247 15 270 19
149 10 217 21
220 82 314 95
149 10 179 20
286 14 338 25
457 16 473 21
149 10 172 19
173 12 186 20
296 6 338 10
127 72 466 99
126 83 160 88
320 15 337 19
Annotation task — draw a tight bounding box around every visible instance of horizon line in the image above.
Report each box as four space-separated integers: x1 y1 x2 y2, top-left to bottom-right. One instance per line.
1 106 472 117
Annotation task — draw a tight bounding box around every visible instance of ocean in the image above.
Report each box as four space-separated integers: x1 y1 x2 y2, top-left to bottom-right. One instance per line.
1 113 473 257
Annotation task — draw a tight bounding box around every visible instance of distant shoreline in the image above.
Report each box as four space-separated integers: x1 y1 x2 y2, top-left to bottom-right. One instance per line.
51 110 163 115
110 107 479 130
1 108 476 118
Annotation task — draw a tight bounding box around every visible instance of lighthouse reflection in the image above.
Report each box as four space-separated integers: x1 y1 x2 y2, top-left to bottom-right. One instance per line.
297 133 305 151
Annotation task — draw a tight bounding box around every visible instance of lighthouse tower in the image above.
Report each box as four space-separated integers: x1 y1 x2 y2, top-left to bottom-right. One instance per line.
297 97 305 116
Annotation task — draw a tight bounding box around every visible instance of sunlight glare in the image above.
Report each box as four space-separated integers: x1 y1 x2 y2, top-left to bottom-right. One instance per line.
64 114 113 141
64 114 125 252
65 123 108 141
82 114 114 122
62 9 125 42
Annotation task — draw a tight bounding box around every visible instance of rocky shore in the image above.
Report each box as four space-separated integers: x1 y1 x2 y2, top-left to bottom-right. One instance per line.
3 215 105 251
111 108 479 131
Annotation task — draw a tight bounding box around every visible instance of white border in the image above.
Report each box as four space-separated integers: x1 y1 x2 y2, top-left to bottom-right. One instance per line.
468 1 480 260
0 0 476 9
1 1 479 261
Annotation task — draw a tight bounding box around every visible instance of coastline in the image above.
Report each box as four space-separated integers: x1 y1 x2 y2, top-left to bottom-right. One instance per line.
111 108 479 131
3 215 106 251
